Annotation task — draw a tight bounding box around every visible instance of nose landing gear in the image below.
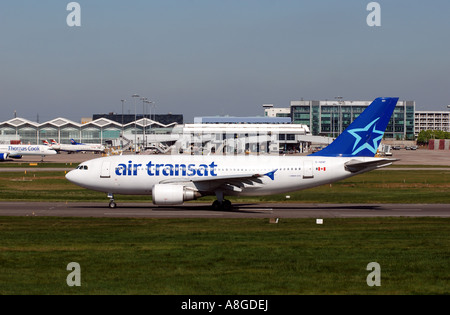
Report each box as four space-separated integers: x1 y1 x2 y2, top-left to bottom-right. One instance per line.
107 193 117 209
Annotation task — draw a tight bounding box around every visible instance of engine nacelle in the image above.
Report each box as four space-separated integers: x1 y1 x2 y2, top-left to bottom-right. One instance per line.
0 153 9 160
152 184 199 205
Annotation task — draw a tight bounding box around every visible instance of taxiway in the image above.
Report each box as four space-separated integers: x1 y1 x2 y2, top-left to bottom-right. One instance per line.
0 202 448 218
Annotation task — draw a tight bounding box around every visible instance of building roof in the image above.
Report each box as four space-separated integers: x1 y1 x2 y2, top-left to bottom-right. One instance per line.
194 116 291 124
0 117 178 129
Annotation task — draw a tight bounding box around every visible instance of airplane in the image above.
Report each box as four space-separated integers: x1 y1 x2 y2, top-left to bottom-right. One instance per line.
43 139 105 153
66 97 399 210
0 144 57 161
70 139 106 153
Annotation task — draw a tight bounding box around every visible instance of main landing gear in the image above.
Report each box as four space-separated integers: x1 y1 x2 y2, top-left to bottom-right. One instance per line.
107 193 117 209
211 191 233 211
211 199 232 211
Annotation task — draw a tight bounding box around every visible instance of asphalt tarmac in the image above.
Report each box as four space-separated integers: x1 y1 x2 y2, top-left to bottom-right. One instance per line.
0 201 448 218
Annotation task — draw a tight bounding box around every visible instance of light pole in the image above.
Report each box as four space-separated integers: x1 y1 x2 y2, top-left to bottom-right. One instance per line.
121 99 126 128
335 96 343 136
140 97 147 148
120 99 126 149
132 94 140 152
144 100 153 147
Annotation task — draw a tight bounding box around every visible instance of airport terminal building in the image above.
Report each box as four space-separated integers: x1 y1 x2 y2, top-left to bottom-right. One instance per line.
415 111 450 134
184 116 312 154
0 114 314 154
0 116 180 146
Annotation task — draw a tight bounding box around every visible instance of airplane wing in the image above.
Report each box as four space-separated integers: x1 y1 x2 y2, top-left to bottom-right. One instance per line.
344 158 399 173
158 170 277 193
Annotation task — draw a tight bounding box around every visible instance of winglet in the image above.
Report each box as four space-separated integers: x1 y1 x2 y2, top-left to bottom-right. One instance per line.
264 169 278 181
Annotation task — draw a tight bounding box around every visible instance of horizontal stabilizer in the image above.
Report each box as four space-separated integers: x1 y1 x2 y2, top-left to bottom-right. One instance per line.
344 158 399 173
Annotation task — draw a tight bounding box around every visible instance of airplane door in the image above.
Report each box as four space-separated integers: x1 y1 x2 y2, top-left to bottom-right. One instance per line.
303 161 314 179
100 162 111 178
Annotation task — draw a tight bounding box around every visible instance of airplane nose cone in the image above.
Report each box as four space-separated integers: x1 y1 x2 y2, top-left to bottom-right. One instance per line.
65 170 78 184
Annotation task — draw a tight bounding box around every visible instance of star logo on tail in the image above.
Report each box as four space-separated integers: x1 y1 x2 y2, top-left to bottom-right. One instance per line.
346 118 384 156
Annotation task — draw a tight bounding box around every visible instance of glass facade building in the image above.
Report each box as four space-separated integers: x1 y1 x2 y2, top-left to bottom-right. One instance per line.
290 100 415 140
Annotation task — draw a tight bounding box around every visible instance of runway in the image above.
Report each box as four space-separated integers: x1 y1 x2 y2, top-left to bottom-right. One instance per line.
0 201 449 218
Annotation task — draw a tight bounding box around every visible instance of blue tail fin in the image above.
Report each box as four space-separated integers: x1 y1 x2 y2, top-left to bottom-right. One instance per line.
309 97 399 157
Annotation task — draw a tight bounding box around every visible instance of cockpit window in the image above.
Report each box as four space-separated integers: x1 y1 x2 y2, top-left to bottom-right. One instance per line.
77 165 88 170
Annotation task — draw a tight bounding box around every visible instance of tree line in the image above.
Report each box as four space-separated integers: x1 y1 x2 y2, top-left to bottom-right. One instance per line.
417 130 450 144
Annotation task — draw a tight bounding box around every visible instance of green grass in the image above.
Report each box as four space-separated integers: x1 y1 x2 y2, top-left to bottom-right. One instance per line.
0 217 448 294
0 169 449 203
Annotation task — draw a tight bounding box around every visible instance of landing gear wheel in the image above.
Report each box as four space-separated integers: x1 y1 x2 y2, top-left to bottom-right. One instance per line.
211 200 221 211
222 199 232 211
211 199 233 211
107 193 116 209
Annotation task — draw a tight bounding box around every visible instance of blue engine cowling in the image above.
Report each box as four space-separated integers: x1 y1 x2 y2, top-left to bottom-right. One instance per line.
0 153 9 160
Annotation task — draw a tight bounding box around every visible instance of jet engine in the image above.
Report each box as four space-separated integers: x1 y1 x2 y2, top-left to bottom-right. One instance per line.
0 153 9 160
152 184 200 205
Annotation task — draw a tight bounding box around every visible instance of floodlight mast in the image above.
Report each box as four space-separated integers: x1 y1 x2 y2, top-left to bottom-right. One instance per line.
132 94 140 152
120 99 126 149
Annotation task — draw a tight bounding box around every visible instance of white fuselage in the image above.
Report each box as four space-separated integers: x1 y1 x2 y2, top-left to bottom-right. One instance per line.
0 144 57 157
52 143 105 153
66 154 380 197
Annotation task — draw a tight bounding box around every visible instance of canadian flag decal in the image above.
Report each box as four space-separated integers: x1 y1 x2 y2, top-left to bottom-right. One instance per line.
316 167 326 171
